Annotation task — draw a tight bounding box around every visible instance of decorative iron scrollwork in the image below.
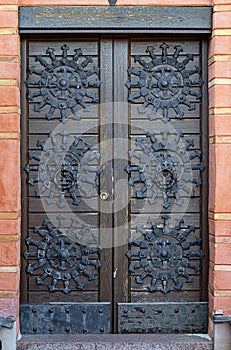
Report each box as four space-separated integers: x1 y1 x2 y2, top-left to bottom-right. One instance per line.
126 215 204 294
125 43 203 122
125 130 204 209
24 218 102 293
25 132 102 208
25 44 101 123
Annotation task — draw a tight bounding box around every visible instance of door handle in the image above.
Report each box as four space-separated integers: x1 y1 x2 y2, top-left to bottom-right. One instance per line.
100 191 109 201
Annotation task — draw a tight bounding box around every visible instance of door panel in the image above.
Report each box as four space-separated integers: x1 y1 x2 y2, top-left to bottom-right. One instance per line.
20 35 208 334
21 37 103 306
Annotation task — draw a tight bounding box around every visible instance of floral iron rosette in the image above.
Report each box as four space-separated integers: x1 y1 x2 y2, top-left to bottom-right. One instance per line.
125 130 204 209
25 132 102 209
126 215 204 294
25 44 101 123
125 43 203 122
23 217 102 294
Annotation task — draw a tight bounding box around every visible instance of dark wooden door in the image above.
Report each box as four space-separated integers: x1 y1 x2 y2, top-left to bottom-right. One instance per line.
20 35 208 334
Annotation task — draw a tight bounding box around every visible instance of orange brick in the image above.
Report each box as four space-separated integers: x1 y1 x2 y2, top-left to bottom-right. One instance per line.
209 266 214 289
0 1 18 4
0 241 20 266
214 270 231 290
0 11 18 29
19 0 108 4
213 11 231 29
208 316 214 339
209 61 231 81
209 85 231 108
210 239 231 264
209 36 231 57
214 0 231 4
117 0 211 4
0 86 20 107
209 143 216 211
0 219 20 235
209 115 231 137
0 35 19 56
0 295 18 317
0 61 20 80
0 271 19 291
214 143 231 212
209 218 231 236
209 240 215 264
208 290 215 315
0 139 20 212
214 295 231 315
0 113 20 133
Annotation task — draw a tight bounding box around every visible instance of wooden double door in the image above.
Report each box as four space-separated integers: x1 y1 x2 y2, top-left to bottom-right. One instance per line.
20 35 208 334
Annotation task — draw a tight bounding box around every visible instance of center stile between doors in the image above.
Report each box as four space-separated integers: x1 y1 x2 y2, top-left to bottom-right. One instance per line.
20 34 208 334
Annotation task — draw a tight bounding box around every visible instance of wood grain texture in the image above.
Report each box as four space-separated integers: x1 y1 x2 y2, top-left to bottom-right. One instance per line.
19 6 212 34
21 35 208 332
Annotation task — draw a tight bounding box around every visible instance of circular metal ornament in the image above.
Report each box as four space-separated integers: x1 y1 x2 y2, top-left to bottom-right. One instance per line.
23 218 102 293
126 215 204 294
125 130 204 209
125 43 203 122
25 132 102 209
25 44 101 123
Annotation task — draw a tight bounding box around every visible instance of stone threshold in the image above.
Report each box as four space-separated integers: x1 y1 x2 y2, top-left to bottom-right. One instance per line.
17 334 213 350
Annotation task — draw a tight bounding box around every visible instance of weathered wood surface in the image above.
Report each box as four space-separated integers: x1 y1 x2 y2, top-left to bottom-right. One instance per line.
19 6 212 33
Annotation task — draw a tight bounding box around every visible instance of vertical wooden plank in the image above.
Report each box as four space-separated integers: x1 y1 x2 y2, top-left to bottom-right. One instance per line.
20 38 29 304
99 36 114 314
113 37 129 333
200 37 209 302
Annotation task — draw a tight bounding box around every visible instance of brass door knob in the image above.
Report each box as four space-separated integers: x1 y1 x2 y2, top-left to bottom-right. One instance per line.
100 191 109 201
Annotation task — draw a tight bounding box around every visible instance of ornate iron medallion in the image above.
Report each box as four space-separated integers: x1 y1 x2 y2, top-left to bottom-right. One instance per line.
126 215 204 294
125 130 204 209
125 43 203 122
24 218 102 293
25 44 101 123
25 132 102 208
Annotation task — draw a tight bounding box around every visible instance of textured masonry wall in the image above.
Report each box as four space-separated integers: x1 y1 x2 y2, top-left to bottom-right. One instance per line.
0 1 21 338
0 0 230 345
208 0 231 338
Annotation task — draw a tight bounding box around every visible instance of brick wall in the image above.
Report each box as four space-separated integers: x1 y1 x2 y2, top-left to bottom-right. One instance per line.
0 0 21 335
208 0 231 338
0 0 230 344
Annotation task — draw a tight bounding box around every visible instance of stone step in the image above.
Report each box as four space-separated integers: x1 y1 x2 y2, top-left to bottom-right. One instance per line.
17 334 213 350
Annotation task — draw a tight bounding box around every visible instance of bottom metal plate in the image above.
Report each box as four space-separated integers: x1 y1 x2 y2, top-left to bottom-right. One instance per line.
20 302 110 334
118 302 208 334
